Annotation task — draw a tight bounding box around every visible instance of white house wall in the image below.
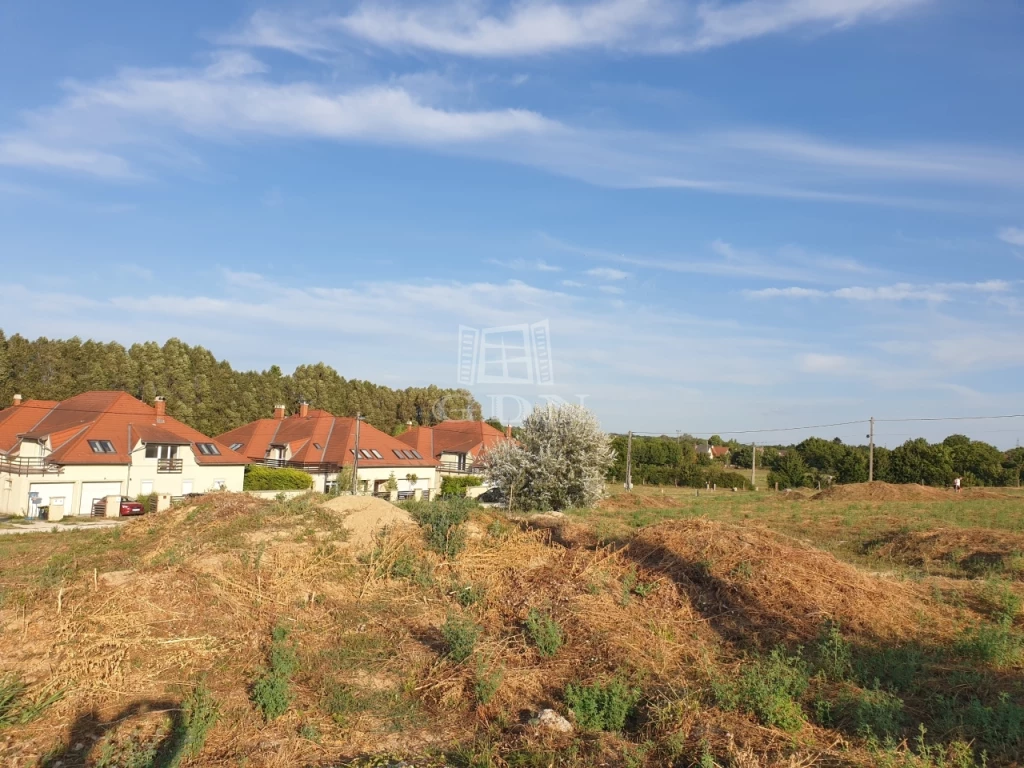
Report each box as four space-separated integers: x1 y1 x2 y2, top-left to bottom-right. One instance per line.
0 452 245 517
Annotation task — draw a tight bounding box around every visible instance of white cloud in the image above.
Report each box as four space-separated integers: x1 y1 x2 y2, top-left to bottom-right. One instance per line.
0 138 138 179
243 0 929 59
748 280 1012 302
998 227 1024 247
490 258 563 272
799 353 853 374
598 285 625 294
561 279 585 288
586 266 629 280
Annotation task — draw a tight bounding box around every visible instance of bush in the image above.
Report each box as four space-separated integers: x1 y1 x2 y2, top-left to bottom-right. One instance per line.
407 497 474 559
474 660 504 706
441 613 480 663
251 624 299 721
954 623 1022 667
164 681 219 768
244 465 314 491
525 608 563 658
814 622 853 682
845 686 905 740
714 647 809 732
441 475 483 498
564 677 640 732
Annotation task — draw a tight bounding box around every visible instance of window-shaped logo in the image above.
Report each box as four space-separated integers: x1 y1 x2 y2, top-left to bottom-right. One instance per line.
457 321 554 385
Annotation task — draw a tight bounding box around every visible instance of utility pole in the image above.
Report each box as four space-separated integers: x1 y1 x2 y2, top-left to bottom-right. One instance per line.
868 416 875 483
625 430 633 492
351 412 362 495
751 442 756 488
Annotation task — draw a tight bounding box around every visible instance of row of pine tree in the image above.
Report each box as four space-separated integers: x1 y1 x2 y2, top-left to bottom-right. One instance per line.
0 330 481 437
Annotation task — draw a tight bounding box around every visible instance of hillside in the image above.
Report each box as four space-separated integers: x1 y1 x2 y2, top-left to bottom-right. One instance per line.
1 492 1022 767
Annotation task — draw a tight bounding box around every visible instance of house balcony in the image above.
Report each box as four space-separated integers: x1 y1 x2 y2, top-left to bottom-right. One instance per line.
0 456 63 476
157 458 183 474
438 461 477 475
254 458 340 473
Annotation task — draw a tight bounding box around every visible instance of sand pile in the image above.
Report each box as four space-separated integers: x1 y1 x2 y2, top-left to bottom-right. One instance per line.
321 494 413 549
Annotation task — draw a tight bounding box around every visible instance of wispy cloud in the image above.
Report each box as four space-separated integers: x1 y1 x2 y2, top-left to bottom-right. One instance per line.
490 258 563 272
0 139 138 180
235 0 930 59
998 227 1024 247
746 280 1012 302
586 266 630 280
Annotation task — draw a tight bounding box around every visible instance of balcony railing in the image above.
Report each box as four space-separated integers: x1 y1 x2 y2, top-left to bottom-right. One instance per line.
0 456 63 476
157 458 183 474
438 461 476 475
254 458 339 473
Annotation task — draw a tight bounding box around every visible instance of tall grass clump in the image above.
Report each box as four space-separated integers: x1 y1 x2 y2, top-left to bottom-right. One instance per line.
441 613 480 663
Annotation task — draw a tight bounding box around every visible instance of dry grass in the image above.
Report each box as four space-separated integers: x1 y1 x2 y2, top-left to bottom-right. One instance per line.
0 491 1022 767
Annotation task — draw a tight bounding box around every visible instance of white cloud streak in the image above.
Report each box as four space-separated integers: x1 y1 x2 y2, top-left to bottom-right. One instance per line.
234 0 930 58
998 227 1024 247
746 280 1012 302
586 267 630 280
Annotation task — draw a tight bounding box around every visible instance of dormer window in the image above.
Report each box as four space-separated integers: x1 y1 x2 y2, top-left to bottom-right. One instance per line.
230 443 244 451
145 444 178 460
196 443 221 456
88 440 116 454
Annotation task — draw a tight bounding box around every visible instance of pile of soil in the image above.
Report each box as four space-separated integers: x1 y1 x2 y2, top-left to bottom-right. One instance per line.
869 527 1024 577
599 490 691 511
813 482 952 502
625 518 956 643
322 494 413 549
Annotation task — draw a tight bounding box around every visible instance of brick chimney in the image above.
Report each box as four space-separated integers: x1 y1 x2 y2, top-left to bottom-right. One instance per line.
506 425 512 439
299 401 309 418
154 396 166 422
12 394 22 407
273 404 286 420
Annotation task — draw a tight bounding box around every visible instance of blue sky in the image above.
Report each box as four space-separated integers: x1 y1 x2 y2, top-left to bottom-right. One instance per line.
1 0 1023 445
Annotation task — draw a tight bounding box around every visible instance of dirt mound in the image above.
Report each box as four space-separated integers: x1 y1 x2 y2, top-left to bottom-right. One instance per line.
599 490 689 511
813 482 953 501
869 527 1024 577
625 519 956 643
321 494 413 549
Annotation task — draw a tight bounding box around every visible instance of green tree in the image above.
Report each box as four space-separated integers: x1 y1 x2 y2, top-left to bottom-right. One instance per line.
889 439 954 487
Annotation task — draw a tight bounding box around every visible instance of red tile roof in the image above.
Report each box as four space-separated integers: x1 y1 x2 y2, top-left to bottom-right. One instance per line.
711 446 731 458
0 392 247 466
397 420 508 461
217 410 436 469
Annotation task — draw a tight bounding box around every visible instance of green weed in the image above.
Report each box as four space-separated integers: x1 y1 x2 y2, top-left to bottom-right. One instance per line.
814 622 853 682
524 608 563 658
441 613 480 663
713 647 809 732
564 677 640 732
954 623 1021 667
251 623 298 721
407 497 474 559
474 660 504 706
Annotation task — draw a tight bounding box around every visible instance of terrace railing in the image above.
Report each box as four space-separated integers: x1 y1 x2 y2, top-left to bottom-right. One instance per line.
0 456 63 476
254 458 339 473
157 458 183 474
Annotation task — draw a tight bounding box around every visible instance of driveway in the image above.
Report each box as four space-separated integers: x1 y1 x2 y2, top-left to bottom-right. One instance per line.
0 518 126 536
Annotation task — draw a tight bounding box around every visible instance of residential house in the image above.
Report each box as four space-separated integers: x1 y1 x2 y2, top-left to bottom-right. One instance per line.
0 392 248 518
216 403 438 498
398 420 510 476
694 443 731 461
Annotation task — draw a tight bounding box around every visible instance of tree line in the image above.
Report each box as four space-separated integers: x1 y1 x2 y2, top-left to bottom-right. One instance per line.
0 331 481 437
610 433 1024 489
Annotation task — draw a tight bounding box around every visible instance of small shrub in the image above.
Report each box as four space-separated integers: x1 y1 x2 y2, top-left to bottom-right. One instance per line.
955 623 1022 667
525 608 563 658
980 579 1022 625
251 623 299 721
454 582 485 607
853 644 923 692
564 677 640 732
243 465 314 491
714 647 809 732
299 722 322 743
164 681 218 768
847 686 905 740
441 475 483 498
474 660 504 706
441 614 480 663
814 622 853 682
93 728 164 768
408 497 475 559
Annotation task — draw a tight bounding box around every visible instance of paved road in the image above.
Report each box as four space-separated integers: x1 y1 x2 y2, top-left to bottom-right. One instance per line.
0 519 125 536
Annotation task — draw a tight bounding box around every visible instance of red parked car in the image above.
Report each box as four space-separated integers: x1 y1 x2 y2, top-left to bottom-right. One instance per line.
119 498 145 516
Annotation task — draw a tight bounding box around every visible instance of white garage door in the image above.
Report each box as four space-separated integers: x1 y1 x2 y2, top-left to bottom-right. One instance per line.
79 482 123 517
28 483 75 519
